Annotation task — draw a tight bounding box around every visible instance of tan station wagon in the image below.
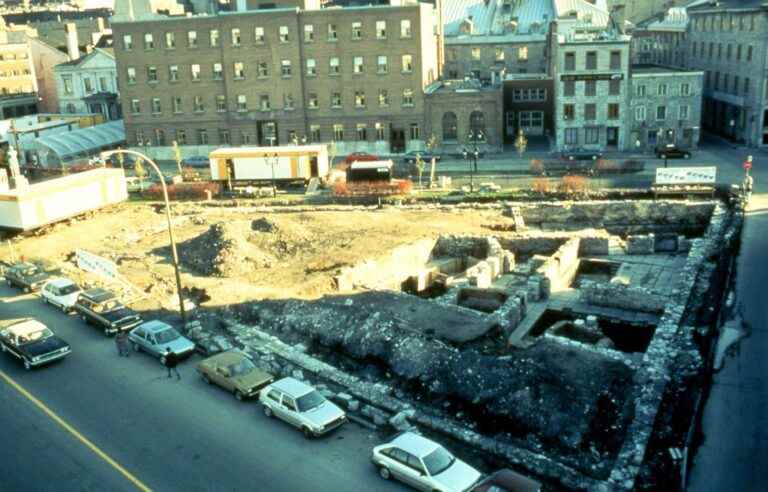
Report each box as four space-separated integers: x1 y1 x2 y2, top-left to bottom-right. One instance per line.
196 350 274 401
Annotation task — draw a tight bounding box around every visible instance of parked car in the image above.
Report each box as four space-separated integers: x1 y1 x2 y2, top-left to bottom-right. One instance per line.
4 262 51 293
128 320 196 363
371 431 482 492
0 319 71 370
343 152 380 165
469 469 542 492
259 377 347 437
655 144 691 159
403 151 442 164
558 149 603 161
182 156 211 168
197 350 274 401
73 288 143 336
40 278 82 313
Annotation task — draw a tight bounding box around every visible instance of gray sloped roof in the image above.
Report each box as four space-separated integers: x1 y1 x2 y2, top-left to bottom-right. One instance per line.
36 120 125 160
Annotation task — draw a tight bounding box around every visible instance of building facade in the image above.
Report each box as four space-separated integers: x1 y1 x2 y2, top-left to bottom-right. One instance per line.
55 48 121 120
629 7 688 67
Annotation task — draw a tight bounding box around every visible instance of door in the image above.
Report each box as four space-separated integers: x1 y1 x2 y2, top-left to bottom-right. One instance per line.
309 156 319 177
606 127 619 147
390 128 405 153
213 365 232 390
519 111 544 136
506 111 516 138
281 396 301 427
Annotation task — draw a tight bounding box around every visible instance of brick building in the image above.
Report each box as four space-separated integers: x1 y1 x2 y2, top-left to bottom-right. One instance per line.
629 7 688 66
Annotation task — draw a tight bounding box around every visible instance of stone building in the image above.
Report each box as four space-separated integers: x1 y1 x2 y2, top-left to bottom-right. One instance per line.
0 22 38 118
111 0 439 155
629 6 688 66
627 65 703 151
502 73 555 140
55 48 120 120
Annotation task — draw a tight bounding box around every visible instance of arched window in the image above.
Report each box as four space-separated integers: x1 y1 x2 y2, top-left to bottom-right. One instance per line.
469 111 486 140
442 112 457 141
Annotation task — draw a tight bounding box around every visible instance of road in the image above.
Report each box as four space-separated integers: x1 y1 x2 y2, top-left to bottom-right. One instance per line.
0 287 406 492
687 138 768 491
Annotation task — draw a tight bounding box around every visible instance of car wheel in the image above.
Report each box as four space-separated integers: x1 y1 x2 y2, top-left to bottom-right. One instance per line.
263 405 273 418
132 342 141 353
302 426 313 439
41 296 47 304
684 153 691 159
23 286 30 293
202 373 211 385
103 328 112 337
5 280 10 287
23 360 31 370
234 390 244 401
81 314 89 325
160 355 167 366
378 466 391 480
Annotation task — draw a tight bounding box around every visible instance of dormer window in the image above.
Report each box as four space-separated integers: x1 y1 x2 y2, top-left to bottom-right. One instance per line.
459 17 474 35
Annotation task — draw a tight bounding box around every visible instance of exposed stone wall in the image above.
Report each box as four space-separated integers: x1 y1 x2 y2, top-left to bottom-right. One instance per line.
579 280 668 313
535 238 581 296
626 234 655 255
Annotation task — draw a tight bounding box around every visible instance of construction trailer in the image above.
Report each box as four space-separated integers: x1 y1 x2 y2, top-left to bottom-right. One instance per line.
208 145 329 187
0 168 128 231
347 160 394 182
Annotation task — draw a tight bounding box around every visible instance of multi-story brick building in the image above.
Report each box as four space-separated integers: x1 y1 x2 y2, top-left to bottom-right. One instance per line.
112 0 439 155
630 7 688 67
0 22 38 119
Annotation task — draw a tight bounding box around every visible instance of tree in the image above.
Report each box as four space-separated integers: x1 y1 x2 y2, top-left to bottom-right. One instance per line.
328 141 338 168
414 152 425 188
172 140 183 176
134 157 147 191
514 128 528 158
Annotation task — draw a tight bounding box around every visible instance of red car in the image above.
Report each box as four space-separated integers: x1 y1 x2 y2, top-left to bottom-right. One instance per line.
343 152 379 164
470 469 542 492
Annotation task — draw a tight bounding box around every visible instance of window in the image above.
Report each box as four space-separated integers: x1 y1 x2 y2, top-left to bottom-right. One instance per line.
237 95 247 111
304 24 314 42
82 77 93 93
216 95 226 112
329 57 340 75
586 51 597 70
409 123 420 141
607 103 619 119
378 89 389 107
584 103 596 120
331 92 342 108
259 95 270 111
565 128 578 145
283 94 294 110
680 82 690 96
714 72 720 90
401 55 413 73
356 124 367 141
354 91 366 107
401 20 411 38
726 44 732 60
744 77 750 95
333 124 344 141
194 96 204 112
736 44 742 61
564 80 575 96
376 20 386 39
518 46 528 61
191 64 201 81
717 43 722 59
172 96 182 113
610 51 621 70
232 28 241 47
197 129 208 145
656 105 666 120
564 52 575 71
495 48 505 61
352 22 362 40
169 65 179 81
147 66 158 83
708 42 713 58
609 79 620 96
402 88 414 107
188 31 197 48
62 75 73 94
135 130 145 145
375 122 385 141
657 83 667 96
165 32 175 49
747 46 753 61
258 62 268 78
328 24 337 41
254 27 265 43
279 26 289 43
471 48 481 60
219 129 230 145
585 80 596 96
442 112 457 141
144 33 154 49
679 105 689 120
308 93 318 109
176 129 187 144
232 62 245 79
635 105 646 121
584 127 599 145
563 104 575 120
377 55 388 74
306 59 316 76
155 129 166 146
724 74 730 92
126 67 136 84
130 98 140 114
123 34 133 50
310 125 321 143
151 97 161 114
353 56 364 74
213 63 223 80
281 60 291 77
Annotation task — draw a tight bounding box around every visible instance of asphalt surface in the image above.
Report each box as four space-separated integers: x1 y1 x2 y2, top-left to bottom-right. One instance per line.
0 287 406 492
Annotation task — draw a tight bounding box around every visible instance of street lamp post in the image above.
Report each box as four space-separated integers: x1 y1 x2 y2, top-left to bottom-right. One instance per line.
268 153 278 197
101 149 187 323
462 130 484 192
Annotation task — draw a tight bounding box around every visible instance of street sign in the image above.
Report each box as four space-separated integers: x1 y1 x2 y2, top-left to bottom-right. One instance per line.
655 167 717 185
76 249 118 280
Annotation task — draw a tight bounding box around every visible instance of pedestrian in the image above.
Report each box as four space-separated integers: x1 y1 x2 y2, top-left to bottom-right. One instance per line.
115 331 125 356
163 348 180 380
117 331 130 357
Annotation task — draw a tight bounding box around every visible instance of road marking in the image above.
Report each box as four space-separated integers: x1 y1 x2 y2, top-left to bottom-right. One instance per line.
0 370 152 492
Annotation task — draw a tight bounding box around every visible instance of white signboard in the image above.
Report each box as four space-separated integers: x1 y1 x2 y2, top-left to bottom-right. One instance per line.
76 249 118 280
655 167 717 185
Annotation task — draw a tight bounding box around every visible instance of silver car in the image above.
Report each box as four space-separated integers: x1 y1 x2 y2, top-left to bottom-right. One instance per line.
128 320 196 363
259 377 347 438
372 432 482 492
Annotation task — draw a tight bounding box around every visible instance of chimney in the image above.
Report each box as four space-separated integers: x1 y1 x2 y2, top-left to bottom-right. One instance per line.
65 23 80 60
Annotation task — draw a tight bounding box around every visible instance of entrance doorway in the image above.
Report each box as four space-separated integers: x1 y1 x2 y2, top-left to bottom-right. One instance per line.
390 128 405 153
606 127 619 148
518 111 544 136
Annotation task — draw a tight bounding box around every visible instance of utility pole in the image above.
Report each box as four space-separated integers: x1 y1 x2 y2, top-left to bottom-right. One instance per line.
9 119 22 169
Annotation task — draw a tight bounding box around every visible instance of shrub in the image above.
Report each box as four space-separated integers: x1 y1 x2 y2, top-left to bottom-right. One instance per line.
532 177 550 193
144 182 221 200
395 179 413 195
332 181 349 197
333 179 411 197
595 159 617 174
530 159 545 176
560 175 589 193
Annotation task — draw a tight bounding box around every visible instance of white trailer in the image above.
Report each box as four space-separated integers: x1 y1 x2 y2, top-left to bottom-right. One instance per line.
208 145 329 185
0 168 128 231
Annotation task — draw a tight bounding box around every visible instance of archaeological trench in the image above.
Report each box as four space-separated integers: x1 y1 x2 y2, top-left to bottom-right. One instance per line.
172 199 741 491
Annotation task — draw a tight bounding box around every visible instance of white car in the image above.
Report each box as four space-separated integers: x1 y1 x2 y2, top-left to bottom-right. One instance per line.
371 432 482 492
259 377 347 437
40 278 83 313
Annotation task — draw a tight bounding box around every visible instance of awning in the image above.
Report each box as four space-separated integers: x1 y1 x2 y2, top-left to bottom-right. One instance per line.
35 120 125 161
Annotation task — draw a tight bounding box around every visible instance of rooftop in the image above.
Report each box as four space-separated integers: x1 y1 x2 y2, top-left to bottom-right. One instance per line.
631 64 704 74
389 432 440 457
687 0 768 11
272 377 314 397
442 0 554 39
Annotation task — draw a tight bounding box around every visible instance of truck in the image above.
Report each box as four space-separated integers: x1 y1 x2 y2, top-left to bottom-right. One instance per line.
208 145 329 187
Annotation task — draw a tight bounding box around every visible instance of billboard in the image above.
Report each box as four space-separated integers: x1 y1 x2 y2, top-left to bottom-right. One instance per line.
655 167 717 185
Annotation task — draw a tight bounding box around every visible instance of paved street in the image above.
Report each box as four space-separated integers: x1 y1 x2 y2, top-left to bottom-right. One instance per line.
0 287 406 492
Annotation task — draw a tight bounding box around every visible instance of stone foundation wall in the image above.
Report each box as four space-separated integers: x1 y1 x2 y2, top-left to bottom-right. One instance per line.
536 238 581 296
579 279 667 313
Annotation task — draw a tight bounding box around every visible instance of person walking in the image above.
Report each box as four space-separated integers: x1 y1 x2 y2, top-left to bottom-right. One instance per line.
116 331 130 357
163 348 180 380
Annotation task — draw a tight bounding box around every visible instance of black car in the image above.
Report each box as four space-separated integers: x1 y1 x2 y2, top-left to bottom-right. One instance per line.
559 149 604 161
73 288 143 336
655 144 691 159
0 319 71 370
403 151 442 164
4 262 51 293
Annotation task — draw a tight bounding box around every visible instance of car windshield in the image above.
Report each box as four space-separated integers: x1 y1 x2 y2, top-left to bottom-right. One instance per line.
227 358 256 377
101 299 122 311
422 447 455 476
18 328 53 344
296 390 326 412
155 328 180 344
59 284 80 295
22 267 39 276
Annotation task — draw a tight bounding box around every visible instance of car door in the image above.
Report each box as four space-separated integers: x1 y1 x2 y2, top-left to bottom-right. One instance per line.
387 448 416 486
145 333 158 355
214 365 233 391
48 286 62 307
280 396 301 428
265 389 283 415
404 453 430 490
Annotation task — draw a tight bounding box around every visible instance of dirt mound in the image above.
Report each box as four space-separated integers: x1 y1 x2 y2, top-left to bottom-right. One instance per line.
249 216 313 258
